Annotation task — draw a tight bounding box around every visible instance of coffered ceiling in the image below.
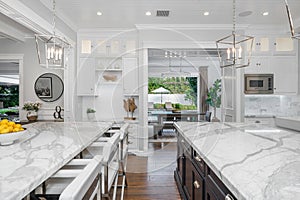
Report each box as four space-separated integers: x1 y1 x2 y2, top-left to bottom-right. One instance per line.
35 0 300 30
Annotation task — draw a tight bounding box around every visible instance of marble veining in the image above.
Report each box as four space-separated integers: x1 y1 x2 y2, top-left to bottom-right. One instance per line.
175 122 300 200
0 121 112 200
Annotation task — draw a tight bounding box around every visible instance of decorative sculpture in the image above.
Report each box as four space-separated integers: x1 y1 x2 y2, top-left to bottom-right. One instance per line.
123 98 137 120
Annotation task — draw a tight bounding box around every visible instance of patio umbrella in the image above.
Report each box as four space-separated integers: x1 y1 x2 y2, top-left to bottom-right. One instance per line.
151 87 170 104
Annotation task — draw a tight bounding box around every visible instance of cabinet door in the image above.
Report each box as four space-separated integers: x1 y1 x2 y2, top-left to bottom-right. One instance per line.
192 165 204 200
177 137 185 184
271 57 298 94
252 37 270 56
184 156 193 200
80 39 92 56
245 57 270 74
123 57 138 95
272 37 296 55
77 58 96 96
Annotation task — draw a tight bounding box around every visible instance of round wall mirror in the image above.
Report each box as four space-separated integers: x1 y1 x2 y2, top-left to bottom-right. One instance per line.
34 73 64 102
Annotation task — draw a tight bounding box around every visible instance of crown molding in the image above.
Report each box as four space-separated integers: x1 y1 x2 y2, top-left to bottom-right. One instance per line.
0 0 75 46
135 24 250 31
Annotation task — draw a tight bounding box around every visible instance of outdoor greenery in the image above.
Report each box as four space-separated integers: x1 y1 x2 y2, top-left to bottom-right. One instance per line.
206 79 221 109
153 103 197 110
148 77 197 106
0 85 19 108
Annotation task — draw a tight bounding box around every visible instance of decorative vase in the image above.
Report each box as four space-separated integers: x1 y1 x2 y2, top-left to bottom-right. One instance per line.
211 107 220 122
27 110 38 122
87 113 96 121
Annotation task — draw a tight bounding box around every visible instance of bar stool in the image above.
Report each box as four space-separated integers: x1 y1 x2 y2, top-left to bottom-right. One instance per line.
117 124 129 200
85 132 121 200
30 155 102 200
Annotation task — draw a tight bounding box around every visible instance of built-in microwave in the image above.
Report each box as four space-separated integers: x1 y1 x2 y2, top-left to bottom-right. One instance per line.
244 74 274 94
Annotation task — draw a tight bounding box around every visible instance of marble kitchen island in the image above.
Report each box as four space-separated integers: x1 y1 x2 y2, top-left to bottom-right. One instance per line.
0 121 112 200
174 122 300 200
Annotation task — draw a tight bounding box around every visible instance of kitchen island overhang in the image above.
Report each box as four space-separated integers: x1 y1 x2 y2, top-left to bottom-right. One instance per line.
0 121 112 200
174 121 300 200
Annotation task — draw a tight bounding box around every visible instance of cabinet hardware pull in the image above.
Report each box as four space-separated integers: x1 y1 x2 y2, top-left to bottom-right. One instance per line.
225 194 234 200
195 156 202 162
193 180 201 189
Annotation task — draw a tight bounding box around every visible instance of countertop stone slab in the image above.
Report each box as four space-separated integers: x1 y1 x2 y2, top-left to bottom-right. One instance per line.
0 121 112 200
174 122 300 200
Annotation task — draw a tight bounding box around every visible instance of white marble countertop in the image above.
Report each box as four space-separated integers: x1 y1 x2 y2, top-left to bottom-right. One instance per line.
0 121 112 200
175 122 300 200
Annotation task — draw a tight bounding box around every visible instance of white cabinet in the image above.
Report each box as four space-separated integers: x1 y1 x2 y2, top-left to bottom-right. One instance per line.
245 57 270 74
244 117 275 126
123 57 138 95
271 57 298 94
251 35 296 56
77 58 96 96
127 123 138 151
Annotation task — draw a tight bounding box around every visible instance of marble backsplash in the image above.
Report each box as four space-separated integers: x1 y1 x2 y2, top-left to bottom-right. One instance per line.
245 95 300 117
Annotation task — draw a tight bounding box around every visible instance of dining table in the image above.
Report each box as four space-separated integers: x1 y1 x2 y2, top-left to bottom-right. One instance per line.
0 121 112 200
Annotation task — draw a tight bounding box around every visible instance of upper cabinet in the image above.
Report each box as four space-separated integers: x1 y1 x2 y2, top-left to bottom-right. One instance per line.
79 38 136 57
251 35 296 56
245 32 298 95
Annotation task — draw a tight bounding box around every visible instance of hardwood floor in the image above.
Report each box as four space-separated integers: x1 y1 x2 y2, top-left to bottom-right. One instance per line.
115 142 181 200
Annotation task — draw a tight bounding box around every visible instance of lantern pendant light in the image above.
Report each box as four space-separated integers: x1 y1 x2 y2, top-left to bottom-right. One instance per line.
35 0 70 69
216 0 254 69
285 0 300 40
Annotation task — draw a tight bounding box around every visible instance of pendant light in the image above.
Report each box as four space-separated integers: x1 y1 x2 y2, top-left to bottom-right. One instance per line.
284 0 300 40
216 0 254 68
35 0 70 69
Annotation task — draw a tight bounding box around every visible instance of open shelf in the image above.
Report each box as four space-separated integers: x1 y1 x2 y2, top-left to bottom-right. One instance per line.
96 69 122 72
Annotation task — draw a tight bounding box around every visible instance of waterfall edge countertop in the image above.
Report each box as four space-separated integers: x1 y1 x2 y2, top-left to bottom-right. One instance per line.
174 122 300 200
0 121 112 200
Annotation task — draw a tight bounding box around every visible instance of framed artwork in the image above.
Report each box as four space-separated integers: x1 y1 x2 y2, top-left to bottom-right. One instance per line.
35 77 53 98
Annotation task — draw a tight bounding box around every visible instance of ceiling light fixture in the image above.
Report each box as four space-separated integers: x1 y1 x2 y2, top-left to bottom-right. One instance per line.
97 11 102 16
284 0 300 40
162 55 191 77
35 0 70 69
204 11 210 16
145 11 152 16
262 12 269 16
216 0 254 68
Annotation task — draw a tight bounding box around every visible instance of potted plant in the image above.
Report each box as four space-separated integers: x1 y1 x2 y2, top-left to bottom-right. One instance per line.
206 79 221 122
22 102 42 122
86 108 96 121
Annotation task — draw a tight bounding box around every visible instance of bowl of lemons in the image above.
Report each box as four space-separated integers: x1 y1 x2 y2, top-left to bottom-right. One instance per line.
0 119 26 145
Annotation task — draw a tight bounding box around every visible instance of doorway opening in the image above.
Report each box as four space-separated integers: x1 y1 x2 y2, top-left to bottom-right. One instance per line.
0 60 20 122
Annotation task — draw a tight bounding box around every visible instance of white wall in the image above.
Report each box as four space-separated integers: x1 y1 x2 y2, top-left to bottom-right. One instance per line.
0 38 64 121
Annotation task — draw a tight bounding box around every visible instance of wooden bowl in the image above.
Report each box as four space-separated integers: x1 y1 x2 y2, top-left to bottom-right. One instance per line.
103 74 117 82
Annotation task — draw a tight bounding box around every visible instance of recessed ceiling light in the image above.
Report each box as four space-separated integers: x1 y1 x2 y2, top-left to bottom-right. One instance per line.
263 12 269 16
96 11 102 16
145 11 152 16
239 11 253 17
203 11 209 16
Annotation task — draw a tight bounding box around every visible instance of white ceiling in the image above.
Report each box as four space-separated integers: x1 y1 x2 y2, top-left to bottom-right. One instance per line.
37 0 300 30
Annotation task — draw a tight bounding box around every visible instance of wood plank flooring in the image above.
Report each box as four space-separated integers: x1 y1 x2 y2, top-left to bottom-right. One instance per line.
115 142 181 200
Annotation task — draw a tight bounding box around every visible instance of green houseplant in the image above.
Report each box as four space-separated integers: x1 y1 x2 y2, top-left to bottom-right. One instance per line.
206 79 221 122
22 102 42 122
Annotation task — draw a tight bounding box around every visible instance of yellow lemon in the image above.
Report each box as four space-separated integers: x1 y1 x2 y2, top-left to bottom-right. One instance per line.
14 124 22 128
8 121 15 127
0 119 9 125
0 128 10 134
